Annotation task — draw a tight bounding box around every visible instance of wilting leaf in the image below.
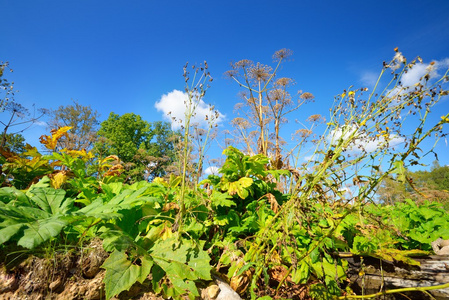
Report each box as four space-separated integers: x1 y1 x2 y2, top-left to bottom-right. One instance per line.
50 171 68 189
39 126 72 150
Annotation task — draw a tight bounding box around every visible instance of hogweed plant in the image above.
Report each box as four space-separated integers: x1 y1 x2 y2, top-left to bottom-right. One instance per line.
170 61 220 232
226 49 316 168
225 50 449 298
1 52 449 300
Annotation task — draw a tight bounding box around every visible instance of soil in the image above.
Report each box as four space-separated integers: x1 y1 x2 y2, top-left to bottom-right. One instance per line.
0 239 163 300
0 239 312 300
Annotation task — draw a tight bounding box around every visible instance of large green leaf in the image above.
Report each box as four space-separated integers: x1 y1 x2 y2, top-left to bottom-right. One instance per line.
151 238 211 296
101 228 138 252
17 217 68 249
0 188 29 205
29 188 73 215
0 187 78 248
210 190 235 208
0 223 25 244
102 250 153 300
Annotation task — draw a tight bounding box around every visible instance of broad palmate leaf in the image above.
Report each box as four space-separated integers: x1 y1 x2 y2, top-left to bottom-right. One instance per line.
151 238 212 297
102 250 153 300
17 216 69 249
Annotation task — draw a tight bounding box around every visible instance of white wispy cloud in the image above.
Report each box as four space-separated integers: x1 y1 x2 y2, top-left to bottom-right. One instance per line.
34 120 47 126
359 58 449 100
303 154 316 162
360 71 379 87
328 124 404 153
155 89 225 130
204 166 220 175
388 58 449 98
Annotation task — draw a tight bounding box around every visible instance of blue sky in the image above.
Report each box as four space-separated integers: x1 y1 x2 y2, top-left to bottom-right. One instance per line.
1 0 449 170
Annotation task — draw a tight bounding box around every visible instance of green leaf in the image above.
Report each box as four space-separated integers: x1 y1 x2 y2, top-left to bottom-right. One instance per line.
291 261 310 284
419 207 439 220
102 250 153 300
0 187 29 205
29 188 73 215
0 223 25 244
151 238 211 296
392 160 406 183
312 258 346 281
101 228 138 252
17 217 68 249
101 182 124 199
210 190 235 208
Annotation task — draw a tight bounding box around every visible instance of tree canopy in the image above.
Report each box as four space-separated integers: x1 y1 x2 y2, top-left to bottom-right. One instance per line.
377 161 449 206
1 133 26 153
47 100 100 151
95 113 176 182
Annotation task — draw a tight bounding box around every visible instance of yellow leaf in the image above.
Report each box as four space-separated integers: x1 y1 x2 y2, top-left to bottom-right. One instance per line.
60 149 94 161
50 171 67 189
153 177 168 186
40 126 73 150
160 224 173 240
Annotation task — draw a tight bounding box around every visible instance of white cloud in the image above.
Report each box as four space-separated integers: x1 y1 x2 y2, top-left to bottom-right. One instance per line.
329 124 359 144
389 58 449 98
353 134 404 152
403 64 428 86
360 71 379 87
204 166 219 175
155 89 225 130
303 154 315 162
327 124 404 153
34 120 47 126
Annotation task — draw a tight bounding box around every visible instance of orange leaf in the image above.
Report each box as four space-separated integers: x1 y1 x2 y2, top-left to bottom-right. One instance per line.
40 126 72 150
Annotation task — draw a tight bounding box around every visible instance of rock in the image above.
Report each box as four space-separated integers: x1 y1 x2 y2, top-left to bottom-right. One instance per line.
214 278 242 300
432 238 449 255
49 277 63 291
0 270 18 293
201 284 220 299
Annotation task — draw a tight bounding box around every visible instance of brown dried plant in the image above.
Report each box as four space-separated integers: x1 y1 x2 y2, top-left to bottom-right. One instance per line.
235 50 449 295
226 49 314 169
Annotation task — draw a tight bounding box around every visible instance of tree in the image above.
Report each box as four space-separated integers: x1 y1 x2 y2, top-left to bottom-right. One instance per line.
94 113 176 182
377 161 449 205
2 133 26 153
410 161 449 204
47 100 100 151
376 175 410 205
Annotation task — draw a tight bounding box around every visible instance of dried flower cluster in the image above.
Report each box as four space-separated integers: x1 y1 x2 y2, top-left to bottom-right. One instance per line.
225 49 317 168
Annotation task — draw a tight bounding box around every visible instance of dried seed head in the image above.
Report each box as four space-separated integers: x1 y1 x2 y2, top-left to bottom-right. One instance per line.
234 59 253 69
273 48 293 62
248 63 272 81
307 114 325 123
393 51 406 64
224 70 237 78
293 129 312 138
275 77 293 87
300 92 315 101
